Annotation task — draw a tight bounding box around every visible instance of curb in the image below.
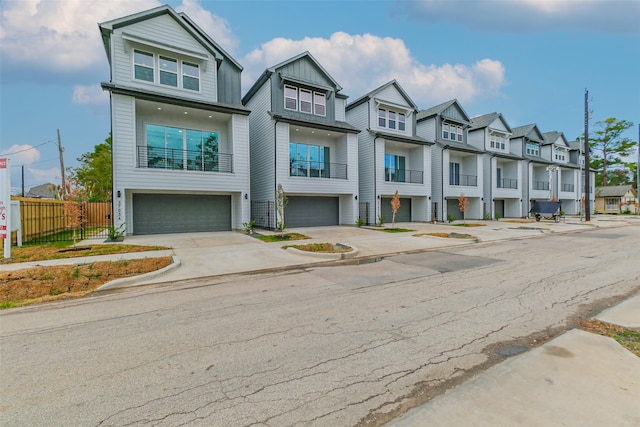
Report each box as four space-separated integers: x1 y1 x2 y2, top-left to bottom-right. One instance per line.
286 244 359 260
95 256 181 291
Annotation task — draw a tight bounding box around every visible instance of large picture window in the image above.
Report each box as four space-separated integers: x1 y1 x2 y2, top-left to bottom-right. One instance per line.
289 142 330 178
144 124 223 172
385 154 406 182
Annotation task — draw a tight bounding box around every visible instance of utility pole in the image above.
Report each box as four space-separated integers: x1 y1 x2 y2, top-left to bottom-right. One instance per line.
584 89 590 221
57 128 66 199
21 165 25 197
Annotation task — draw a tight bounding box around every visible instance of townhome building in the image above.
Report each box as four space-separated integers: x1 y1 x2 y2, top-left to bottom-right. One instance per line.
100 5 250 235
416 100 484 221
469 113 523 219
510 124 554 216
242 52 360 228
542 131 580 214
346 81 433 225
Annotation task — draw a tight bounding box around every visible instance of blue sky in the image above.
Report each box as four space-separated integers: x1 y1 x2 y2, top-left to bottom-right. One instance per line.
1 0 639 194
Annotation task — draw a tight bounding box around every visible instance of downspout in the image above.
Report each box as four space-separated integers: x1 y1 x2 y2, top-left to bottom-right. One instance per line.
442 145 449 222
273 115 279 230
490 153 496 219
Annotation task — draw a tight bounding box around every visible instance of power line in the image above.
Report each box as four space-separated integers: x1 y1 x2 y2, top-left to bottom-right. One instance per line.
0 141 55 156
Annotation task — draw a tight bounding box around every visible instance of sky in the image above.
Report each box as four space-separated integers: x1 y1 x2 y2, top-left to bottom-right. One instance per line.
1 0 639 194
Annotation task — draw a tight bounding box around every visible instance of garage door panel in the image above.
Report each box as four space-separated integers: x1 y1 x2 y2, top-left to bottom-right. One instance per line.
286 197 339 228
381 197 411 223
133 194 231 235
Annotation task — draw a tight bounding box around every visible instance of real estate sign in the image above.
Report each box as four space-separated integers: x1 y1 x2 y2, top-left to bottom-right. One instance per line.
1 157 11 258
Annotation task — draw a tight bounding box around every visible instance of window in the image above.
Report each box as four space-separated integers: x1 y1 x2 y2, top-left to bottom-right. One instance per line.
605 198 619 211
526 142 540 156
289 142 330 178
398 113 406 131
299 89 312 113
134 50 199 91
182 62 199 91
378 109 386 127
145 124 221 171
443 122 463 141
490 133 507 151
449 162 460 186
378 108 407 131
285 86 298 111
443 123 449 140
456 126 463 142
385 154 406 182
314 92 326 116
134 50 154 82
285 86 326 116
159 56 178 87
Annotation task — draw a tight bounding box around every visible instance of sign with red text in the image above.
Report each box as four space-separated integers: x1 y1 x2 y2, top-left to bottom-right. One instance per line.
1 158 10 257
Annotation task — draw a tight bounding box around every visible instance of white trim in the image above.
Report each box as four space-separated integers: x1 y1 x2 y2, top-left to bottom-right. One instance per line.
122 33 208 61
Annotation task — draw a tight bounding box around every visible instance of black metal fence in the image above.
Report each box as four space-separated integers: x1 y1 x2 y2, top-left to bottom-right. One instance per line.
251 200 276 230
16 200 113 244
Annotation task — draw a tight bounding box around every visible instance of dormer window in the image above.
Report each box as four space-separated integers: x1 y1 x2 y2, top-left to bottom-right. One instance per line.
554 147 566 162
490 133 507 151
284 85 326 116
526 142 539 156
443 122 463 142
378 108 406 131
133 50 200 91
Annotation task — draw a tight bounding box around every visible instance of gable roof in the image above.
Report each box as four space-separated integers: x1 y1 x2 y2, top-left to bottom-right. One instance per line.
346 80 417 111
542 131 568 147
511 124 544 142
416 99 471 124
469 112 512 133
26 183 58 199
595 185 637 197
99 5 242 70
243 51 342 104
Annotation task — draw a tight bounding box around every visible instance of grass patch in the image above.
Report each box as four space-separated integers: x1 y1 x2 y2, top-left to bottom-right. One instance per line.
414 232 476 239
580 320 640 357
0 242 169 264
255 233 310 242
283 243 352 253
450 223 486 227
414 232 450 238
0 257 174 309
377 228 416 233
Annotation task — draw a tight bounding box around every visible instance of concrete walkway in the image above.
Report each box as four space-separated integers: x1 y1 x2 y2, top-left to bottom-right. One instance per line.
2 215 639 426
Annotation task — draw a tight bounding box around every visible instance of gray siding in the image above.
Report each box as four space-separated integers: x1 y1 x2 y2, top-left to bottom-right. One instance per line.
441 104 467 122
346 101 375 215
217 60 242 104
246 80 275 202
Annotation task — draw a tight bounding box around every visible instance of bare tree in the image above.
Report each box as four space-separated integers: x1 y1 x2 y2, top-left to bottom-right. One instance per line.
275 183 288 233
458 193 469 224
390 191 401 229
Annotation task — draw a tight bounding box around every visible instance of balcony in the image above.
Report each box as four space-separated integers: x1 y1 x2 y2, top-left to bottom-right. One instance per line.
561 183 575 192
137 146 233 173
289 159 347 179
385 168 423 184
450 174 477 187
497 178 518 189
534 181 549 191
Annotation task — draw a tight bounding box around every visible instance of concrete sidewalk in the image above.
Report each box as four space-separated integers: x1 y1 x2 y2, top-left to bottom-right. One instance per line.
387 294 640 427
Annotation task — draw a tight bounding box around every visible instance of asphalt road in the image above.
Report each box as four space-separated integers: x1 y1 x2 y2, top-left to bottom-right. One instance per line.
1 225 639 426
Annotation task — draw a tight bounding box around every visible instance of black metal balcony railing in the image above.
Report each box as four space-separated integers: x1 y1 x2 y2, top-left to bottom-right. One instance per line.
385 168 424 184
450 174 477 186
534 180 549 191
497 178 518 189
290 160 347 179
561 183 575 192
137 146 233 173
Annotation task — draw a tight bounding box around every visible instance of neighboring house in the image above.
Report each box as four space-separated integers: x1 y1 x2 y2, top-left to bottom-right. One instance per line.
469 113 522 219
543 131 580 214
510 124 552 216
99 5 250 235
25 183 58 199
595 185 638 214
242 52 360 228
416 99 484 221
346 80 433 225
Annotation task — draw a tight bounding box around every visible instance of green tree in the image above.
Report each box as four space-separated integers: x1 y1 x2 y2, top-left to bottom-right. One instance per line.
588 118 636 187
74 134 112 201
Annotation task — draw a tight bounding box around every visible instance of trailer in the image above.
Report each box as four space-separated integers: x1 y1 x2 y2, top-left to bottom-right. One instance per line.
529 201 562 222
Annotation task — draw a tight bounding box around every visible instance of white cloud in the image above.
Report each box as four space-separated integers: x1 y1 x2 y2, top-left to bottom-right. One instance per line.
0 144 42 166
72 85 109 105
400 0 640 33
0 0 238 73
175 0 238 54
242 32 506 106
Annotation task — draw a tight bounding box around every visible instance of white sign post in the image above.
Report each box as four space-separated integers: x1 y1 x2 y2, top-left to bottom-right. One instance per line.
1 157 11 259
